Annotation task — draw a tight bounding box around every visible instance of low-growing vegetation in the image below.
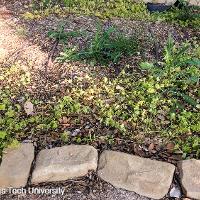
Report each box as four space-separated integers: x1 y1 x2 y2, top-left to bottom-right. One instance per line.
1 29 199 158
57 26 139 65
23 0 200 28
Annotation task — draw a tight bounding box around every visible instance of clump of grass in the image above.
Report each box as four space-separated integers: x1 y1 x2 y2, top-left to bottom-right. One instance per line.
58 26 139 65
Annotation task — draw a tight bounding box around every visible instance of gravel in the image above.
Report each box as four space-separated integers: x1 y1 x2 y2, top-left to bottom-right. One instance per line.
0 182 154 200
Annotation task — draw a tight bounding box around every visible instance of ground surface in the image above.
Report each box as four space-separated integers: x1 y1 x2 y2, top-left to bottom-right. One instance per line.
1 180 153 200
0 1 198 199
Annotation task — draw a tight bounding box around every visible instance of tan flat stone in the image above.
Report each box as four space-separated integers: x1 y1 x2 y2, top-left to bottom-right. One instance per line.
31 145 98 184
98 150 175 199
178 159 200 200
0 143 34 188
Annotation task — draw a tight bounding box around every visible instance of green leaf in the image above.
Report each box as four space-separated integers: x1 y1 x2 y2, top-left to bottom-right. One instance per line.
0 104 6 111
186 59 200 67
140 62 154 70
0 131 7 139
180 93 198 107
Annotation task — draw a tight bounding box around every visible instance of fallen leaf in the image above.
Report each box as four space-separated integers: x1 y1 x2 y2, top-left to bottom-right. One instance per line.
148 143 155 152
166 142 175 153
24 101 34 115
59 117 71 129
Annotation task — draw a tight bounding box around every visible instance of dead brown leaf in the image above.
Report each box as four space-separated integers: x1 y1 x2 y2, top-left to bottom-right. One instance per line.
166 142 175 153
59 116 71 129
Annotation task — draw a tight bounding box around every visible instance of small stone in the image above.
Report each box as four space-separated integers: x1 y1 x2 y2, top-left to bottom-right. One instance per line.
178 159 200 200
166 142 175 153
170 186 181 198
98 150 175 199
0 143 34 188
148 143 155 152
189 0 200 6
85 125 90 129
24 101 34 115
72 129 81 136
31 145 98 184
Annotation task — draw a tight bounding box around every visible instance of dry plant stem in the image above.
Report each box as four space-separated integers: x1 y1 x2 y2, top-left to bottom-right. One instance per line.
148 27 159 64
45 39 59 75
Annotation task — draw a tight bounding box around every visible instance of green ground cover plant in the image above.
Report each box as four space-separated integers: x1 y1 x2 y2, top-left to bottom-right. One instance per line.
1 34 200 157
29 0 148 19
66 35 199 157
0 88 89 156
24 0 200 28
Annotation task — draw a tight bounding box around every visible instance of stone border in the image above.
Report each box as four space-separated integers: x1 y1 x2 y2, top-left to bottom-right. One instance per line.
0 143 199 199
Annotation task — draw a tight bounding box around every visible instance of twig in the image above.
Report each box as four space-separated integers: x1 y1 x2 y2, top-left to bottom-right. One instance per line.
148 27 160 65
45 39 59 75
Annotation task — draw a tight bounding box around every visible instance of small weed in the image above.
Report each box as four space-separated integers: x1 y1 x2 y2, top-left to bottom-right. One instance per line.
58 26 139 65
175 135 200 158
61 131 70 143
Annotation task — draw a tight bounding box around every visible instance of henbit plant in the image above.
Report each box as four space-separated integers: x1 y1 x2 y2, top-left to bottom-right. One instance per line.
66 36 199 158
58 26 139 65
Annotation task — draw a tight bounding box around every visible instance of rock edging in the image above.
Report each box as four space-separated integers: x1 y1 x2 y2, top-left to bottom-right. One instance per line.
0 144 199 200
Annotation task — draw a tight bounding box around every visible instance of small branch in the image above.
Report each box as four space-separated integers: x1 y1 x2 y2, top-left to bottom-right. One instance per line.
45 39 59 75
148 27 160 65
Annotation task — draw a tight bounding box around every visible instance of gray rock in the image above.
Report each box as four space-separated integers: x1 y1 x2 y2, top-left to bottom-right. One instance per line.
71 129 81 136
98 150 175 199
178 159 200 200
31 145 98 184
143 0 176 5
0 143 34 188
169 186 182 198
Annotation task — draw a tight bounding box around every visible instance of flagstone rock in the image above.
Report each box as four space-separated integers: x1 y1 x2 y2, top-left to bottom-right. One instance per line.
31 145 98 184
0 143 34 188
98 150 175 199
188 0 200 5
143 0 176 5
178 159 200 200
